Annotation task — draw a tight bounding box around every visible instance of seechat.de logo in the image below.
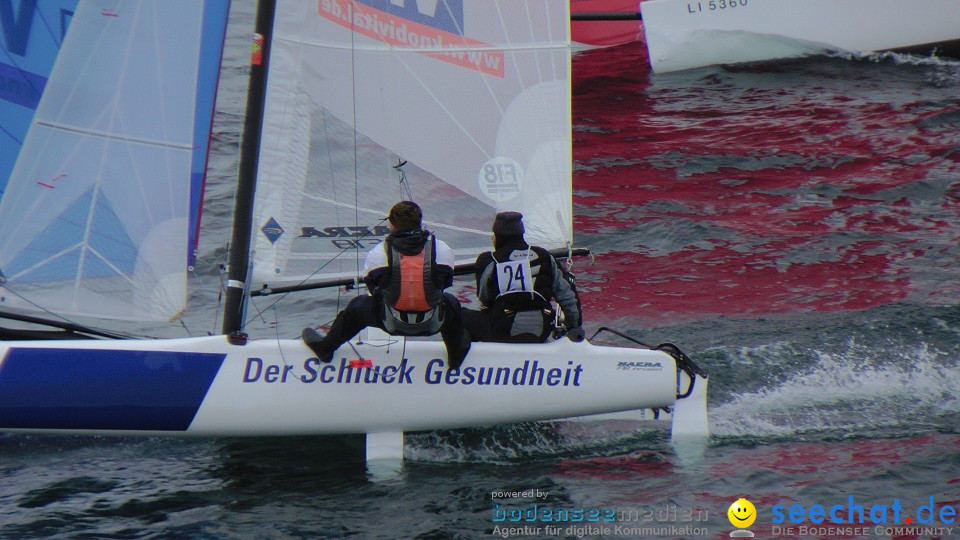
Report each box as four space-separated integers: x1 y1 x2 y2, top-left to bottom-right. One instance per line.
728 498 756 538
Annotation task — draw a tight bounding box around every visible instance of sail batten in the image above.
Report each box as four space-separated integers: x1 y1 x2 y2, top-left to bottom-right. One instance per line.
33 120 196 150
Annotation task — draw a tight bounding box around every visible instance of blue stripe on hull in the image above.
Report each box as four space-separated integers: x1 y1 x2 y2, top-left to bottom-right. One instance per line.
0 348 225 431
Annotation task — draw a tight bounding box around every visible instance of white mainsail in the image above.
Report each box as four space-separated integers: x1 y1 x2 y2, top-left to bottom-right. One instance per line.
251 0 573 286
0 0 229 322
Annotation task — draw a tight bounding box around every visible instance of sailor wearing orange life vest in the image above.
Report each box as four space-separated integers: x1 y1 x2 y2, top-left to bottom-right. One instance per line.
302 201 471 369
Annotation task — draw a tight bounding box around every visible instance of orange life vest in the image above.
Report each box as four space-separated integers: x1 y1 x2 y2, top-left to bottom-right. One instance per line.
380 234 444 336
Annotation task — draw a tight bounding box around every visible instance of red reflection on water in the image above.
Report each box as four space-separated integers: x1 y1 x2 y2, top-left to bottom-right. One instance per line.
711 434 952 483
555 450 673 482
572 44 960 326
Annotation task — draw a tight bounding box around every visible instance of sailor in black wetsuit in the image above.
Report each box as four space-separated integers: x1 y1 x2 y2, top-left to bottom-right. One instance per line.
463 211 585 343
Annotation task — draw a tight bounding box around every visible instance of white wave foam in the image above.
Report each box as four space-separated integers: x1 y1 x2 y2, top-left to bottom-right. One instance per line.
405 420 661 464
829 49 960 71
711 342 960 439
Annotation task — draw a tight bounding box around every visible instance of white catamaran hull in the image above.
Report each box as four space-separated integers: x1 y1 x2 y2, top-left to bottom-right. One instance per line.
0 336 707 439
641 0 960 72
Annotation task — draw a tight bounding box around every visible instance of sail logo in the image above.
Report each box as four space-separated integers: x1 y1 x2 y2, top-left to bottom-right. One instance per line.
261 217 284 244
479 157 523 201
1 0 37 56
0 1 75 109
319 0 505 77
299 225 391 239
0 62 45 109
617 361 663 371
300 224 389 250
354 0 463 35
0 0 74 57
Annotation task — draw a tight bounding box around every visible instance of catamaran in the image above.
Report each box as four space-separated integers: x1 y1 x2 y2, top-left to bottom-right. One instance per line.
0 0 708 465
574 0 960 72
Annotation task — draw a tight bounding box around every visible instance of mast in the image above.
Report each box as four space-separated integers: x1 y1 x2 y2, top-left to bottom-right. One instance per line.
222 0 277 335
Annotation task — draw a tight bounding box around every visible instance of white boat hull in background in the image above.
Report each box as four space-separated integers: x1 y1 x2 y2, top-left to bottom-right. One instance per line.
641 0 960 72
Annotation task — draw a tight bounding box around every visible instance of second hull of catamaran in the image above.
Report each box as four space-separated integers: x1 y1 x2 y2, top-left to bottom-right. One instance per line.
0 336 707 440
641 0 960 72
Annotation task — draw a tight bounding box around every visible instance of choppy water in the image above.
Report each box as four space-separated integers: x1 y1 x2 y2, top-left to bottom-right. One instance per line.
3 1 960 538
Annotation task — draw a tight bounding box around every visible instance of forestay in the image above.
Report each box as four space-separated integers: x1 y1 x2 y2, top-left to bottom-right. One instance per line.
251 0 573 287
0 0 228 321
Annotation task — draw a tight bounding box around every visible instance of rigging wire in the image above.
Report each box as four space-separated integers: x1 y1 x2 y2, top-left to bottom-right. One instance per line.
178 319 193 337
0 282 134 339
393 159 414 201
212 260 228 334
241 217 389 329
271 305 296 372
250 157 417 331
182 257 225 337
350 2 362 300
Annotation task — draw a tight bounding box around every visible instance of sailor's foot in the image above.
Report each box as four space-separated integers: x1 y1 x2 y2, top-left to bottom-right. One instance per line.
301 327 333 363
447 340 470 371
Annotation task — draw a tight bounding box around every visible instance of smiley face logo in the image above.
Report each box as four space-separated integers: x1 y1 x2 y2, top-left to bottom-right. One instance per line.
727 498 756 528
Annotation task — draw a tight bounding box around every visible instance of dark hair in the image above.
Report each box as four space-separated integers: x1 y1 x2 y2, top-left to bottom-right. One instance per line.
388 201 422 231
